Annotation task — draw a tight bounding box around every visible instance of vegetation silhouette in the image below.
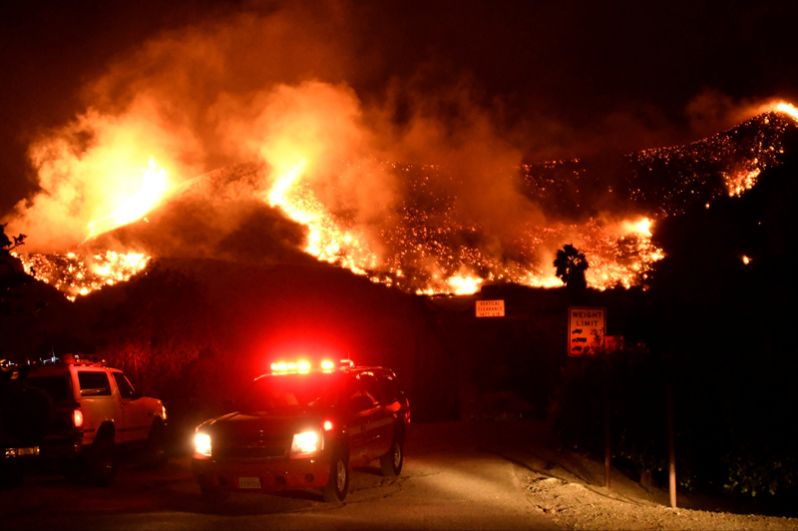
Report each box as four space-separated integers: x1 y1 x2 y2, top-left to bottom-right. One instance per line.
0 223 25 254
1 224 27 297
553 243 588 291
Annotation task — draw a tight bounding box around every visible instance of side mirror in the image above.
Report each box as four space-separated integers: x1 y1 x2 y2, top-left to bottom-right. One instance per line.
131 388 142 400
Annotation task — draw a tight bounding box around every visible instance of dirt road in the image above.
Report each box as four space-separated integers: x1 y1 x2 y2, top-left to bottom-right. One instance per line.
1 420 795 530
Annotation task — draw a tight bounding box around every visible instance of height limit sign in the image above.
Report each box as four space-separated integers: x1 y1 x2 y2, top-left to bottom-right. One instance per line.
568 307 606 357
475 299 505 318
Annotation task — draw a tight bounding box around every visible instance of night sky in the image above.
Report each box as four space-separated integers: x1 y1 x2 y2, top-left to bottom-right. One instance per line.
3 0 798 216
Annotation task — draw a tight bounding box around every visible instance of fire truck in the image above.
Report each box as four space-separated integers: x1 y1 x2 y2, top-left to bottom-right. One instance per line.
192 358 410 502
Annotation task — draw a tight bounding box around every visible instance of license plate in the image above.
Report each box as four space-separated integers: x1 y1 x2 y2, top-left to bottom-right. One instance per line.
5 446 40 458
238 476 262 489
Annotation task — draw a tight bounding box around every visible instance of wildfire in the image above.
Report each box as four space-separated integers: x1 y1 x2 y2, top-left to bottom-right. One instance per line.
623 217 653 237
583 217 665 289
17 251 150 301
719 100 798 197
376 158 667 294
265 160 379 275
446 273 484 296
3 99 192 300
765 100 798 122
268 160 307 212
8 90 798 300
726 168 761 197
86 157 169 240
13 153 170 300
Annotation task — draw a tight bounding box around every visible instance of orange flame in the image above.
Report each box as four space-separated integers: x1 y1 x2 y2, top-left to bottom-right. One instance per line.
753 99 798 122
17 251 150 301
254 83 385 275
266 159 379 275
714 99 798 197
446 272 484 295
85 157 170 240
726 168 761 197
8 98 191 250
5 98 195 299
772 101 798 122
9 91 798 300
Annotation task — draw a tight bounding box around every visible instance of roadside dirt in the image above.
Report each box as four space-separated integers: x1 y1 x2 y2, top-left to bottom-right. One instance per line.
484 419 798 531
4 419 796 530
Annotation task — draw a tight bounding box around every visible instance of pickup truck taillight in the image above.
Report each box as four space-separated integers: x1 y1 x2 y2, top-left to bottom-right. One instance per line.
72 408 84 429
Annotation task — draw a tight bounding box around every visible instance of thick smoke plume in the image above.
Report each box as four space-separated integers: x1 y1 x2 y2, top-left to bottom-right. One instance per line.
5 2 542 274
9 1 779 294
11 97 201 251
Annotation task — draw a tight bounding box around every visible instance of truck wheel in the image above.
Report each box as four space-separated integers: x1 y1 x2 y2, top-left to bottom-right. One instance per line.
380 437 404 477
87 431 117 486
63 458 82 483
322 452 350 503
200 482 230 503
144 420 168 468
0 462 24 488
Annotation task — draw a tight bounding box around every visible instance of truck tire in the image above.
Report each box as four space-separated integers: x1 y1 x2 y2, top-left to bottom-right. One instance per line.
199 480 230 503
379 437 404 477
87 429 117 486
322 451 350 503
0 461 24 489
144 419 168 468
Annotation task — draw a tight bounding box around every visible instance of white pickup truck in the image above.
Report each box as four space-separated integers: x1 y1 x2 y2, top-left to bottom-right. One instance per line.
23 355 168 485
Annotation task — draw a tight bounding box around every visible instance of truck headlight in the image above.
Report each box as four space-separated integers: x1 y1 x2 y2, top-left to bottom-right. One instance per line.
290 429 322 458
193 431 212 457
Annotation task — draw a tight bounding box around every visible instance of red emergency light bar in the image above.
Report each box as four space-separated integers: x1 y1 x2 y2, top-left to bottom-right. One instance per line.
269 358 354 375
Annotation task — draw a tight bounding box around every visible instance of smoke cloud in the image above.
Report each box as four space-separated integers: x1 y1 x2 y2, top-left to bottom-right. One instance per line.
4 1 770 292
5 2 538 266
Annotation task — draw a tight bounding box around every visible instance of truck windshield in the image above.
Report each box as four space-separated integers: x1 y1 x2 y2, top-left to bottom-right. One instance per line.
240 373 342 412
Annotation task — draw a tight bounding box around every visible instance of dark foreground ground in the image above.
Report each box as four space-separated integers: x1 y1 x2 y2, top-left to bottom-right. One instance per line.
2 420 796 531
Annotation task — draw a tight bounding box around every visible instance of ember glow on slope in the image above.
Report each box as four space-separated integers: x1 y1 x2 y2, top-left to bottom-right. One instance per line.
7 96 798 300
15 251 150 301
720 101 798 198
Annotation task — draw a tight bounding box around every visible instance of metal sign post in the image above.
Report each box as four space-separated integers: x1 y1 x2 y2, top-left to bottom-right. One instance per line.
568 307 611 487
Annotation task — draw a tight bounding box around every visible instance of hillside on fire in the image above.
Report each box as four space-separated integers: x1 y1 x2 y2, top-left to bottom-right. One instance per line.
7 3 798 528
3 105 798 510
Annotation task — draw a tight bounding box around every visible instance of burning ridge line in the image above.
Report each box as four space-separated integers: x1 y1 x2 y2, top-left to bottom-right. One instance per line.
10 101 798 300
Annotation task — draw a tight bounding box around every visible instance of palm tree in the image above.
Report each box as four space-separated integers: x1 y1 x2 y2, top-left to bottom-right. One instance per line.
554 243 588 291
